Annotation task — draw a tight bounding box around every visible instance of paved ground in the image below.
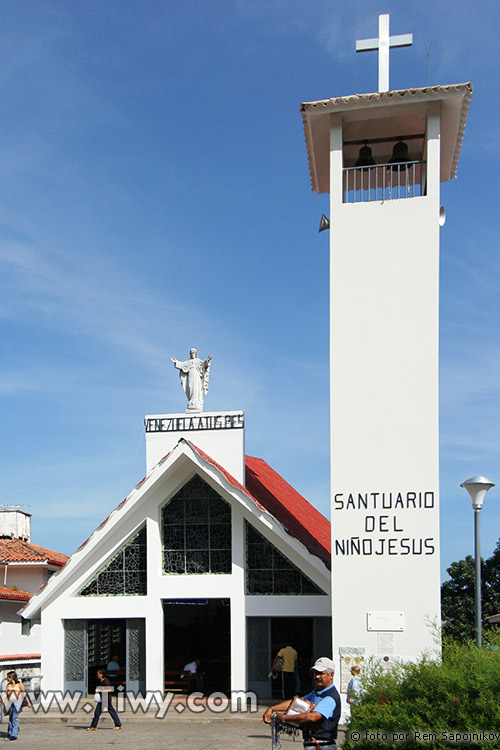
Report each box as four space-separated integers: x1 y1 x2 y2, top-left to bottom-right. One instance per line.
0 718 348 749
0 718 275 749
0 706 347 749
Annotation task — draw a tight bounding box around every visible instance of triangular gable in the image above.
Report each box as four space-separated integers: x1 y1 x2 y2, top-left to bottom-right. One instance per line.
23 439 330 618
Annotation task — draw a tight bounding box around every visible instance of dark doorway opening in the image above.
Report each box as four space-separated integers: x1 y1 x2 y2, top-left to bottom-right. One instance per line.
271 617 314 698
163 598 230 694
87 619 126 694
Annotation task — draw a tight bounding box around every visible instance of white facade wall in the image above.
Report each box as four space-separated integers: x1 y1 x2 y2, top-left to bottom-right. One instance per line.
145 411 245 482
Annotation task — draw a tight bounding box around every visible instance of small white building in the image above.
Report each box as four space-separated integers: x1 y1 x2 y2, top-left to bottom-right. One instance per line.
0 508 68 685
23 412 331 698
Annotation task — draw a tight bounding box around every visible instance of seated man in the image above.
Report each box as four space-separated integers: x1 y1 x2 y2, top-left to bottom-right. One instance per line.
107 655 120 673
263 657 341 748
182 657 203 692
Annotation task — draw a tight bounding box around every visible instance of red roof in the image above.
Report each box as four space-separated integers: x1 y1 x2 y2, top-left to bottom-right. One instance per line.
0 654 40 662
185 441 330 568
0 539 68 567
245 456 331 568
0 586 32 602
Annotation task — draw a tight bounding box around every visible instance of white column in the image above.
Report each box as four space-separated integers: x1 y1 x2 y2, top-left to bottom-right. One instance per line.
230 511 246 706
40 608 65 693
330 114 344 207
426 102 441 201
145 516 164 692
145 601 164 693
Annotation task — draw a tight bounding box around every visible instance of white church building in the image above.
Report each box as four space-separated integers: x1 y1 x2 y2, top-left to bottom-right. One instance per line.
22 408 331 698
21 13 473 711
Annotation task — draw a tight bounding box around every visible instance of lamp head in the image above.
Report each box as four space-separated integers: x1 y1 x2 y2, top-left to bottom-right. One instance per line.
461 476 495 510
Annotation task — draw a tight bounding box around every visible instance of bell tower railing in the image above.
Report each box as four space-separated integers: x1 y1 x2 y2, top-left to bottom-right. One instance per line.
343 160 426 203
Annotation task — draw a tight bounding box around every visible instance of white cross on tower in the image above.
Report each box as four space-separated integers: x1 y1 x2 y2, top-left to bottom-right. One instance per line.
356 14 413 93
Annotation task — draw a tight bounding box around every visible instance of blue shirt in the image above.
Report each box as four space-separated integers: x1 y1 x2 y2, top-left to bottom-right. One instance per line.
302 685 337 720
347 675 361 703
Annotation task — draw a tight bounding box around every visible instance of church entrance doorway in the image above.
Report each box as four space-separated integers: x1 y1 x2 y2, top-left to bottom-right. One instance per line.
87 619 126 694
64 618 145 696
270 617 313 699
163 598 230 694
247 616 332 699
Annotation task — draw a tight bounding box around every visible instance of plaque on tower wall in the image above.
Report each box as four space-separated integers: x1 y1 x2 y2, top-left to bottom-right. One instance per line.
367 611 405 632
339 646 365 693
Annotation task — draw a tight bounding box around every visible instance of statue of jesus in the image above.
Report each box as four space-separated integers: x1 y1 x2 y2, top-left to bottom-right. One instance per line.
171 349 212 413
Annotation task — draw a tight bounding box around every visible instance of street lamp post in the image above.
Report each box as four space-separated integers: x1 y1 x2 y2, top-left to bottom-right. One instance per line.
460 476 495 647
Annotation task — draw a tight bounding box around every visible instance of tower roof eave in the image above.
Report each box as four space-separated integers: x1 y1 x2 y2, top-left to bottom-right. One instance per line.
301 82 472 193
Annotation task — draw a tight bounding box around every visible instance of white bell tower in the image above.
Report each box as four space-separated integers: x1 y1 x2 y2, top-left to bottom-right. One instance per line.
301 14 472 694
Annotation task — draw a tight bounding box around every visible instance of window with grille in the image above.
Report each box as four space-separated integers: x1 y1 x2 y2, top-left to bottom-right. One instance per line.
246 522 325 595
78 525 147 596
162 475 231 574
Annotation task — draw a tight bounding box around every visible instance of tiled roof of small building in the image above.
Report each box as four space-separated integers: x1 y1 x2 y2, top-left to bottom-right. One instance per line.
0 539 68 567
0 586 32 602
0 653 41 662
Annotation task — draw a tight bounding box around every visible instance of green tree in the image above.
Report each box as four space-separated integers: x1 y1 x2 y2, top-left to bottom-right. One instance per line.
441 541 500 641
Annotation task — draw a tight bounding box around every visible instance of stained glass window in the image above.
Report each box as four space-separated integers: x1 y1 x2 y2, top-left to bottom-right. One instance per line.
246 522 325 595
78 526 147 596
162 475 231 574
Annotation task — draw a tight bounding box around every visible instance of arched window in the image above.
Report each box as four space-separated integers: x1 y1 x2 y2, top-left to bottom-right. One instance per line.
162 475 231 574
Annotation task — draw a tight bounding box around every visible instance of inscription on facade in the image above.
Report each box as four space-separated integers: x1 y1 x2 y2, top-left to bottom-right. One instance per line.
333 490 437 557
145 413 244 433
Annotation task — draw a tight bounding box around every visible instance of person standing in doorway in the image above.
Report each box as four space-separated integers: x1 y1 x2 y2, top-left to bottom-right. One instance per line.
2 671 31 741
87 669 123 731
273 644 298 699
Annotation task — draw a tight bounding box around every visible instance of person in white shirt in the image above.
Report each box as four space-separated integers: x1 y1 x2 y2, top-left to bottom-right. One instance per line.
182 658 202 691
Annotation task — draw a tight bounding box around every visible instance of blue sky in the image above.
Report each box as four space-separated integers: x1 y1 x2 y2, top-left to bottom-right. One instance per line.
0 1 498 581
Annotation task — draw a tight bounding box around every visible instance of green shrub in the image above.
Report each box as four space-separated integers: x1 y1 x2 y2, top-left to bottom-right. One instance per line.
344 642 500 749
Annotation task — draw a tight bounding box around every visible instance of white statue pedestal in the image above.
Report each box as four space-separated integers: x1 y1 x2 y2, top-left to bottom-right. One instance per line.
144 410 245 483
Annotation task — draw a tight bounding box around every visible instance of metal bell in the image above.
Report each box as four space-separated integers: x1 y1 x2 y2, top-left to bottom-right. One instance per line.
389 140 409 165
355 144 375 167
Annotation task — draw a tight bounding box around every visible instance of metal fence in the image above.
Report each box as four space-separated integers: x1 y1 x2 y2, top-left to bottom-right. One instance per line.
343 161 426 203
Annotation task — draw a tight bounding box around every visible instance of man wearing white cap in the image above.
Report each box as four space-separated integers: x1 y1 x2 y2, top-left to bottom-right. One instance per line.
263 657 341 747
